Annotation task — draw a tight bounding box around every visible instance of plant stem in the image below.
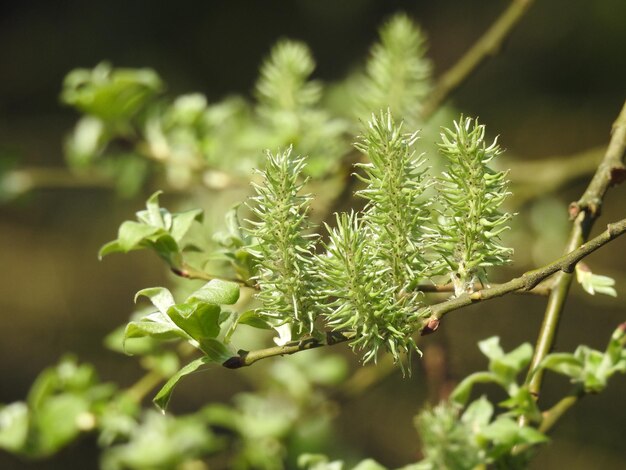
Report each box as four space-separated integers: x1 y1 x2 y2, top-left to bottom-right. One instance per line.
171 263 255 288
421 217 626 329
524 100 626 400
416 281 552 296
124 370 165 404
538 387 585 434
222 331 356 369
420 0 536 120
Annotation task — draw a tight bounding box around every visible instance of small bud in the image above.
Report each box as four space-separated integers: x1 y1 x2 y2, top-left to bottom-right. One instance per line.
421 316 440 335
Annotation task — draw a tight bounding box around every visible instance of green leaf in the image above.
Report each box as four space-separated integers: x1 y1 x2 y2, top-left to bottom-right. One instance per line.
124 312 190 351
153 357 213 412
481 417 547 458
499 387 542 422
171 209 203 242
461 396 493 429
186 279 240 305
167 303 221 342
576 264 617 297
98 240 123 259
61 62 162 121
538 353 583 379
490 342 533 385
117 221 162 252
134 287 175 314
32 394 91 457
236 310 272 329
104 325 158 355
478 336 504 361
197 338 232 362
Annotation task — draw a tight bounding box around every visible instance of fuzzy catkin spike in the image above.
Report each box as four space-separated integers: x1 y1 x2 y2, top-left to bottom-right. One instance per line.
355 110 431 291
246 147 318 334
317 211 422 367
358 14 432 126
255 40 321 114
434 116 514 296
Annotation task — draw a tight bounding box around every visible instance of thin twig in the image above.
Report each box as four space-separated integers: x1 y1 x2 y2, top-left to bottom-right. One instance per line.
222 331 356 369
538 387 585 434
124 370 166 404
419 217 626 333
420 0 536 120
523 100 626 401
171 263 255 289
416 281 552 296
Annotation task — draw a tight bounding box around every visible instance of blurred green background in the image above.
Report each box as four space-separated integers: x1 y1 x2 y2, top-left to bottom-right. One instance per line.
1 0 625 468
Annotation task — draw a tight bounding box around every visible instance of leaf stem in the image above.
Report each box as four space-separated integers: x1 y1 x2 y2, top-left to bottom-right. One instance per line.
421 0 536 120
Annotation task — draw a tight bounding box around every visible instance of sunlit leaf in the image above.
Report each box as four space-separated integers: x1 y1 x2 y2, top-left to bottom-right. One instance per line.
134 287 175 314
186 279 240 305
153 357 213 412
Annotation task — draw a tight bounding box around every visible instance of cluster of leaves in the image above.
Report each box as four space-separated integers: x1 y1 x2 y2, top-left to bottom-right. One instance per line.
98 190 203 270
0 352 348 469
301 326 626 470
0 357 115 458
417 337 547 469
0 13 438 202
413 324 626 470
539 322 626 393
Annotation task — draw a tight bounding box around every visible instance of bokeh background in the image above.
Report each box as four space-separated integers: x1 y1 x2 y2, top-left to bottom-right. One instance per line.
1 0 626 468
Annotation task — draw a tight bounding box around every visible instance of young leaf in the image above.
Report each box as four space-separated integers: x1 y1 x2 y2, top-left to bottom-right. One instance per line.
124 313 190 347
134 287 176 314
153 357 213 412
186 279 240 305
167 303 222 344
450 372 502 406
170 209 203 242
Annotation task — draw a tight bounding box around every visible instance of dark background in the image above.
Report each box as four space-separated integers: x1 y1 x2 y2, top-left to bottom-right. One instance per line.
1 1 626 468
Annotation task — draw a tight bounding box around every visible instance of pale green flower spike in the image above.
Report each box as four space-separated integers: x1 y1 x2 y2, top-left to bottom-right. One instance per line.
246 147 319 335
433 116 514 296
